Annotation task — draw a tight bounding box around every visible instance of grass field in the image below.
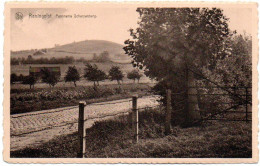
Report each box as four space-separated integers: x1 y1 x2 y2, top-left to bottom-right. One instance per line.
11 83 154 114
10 109 252 158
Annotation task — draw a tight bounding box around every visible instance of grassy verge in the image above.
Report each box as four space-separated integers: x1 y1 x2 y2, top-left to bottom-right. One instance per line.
11 83 153 114
11 109 252 158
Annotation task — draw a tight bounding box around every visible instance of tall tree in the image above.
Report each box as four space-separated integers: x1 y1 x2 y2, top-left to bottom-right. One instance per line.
108 66 124 85
65 66 80 87
124 8 232 126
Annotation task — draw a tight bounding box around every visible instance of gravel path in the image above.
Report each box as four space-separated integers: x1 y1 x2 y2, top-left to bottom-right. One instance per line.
10 95 160 151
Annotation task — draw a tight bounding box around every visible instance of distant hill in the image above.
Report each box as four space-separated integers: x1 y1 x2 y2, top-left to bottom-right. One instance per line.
11 40 131 63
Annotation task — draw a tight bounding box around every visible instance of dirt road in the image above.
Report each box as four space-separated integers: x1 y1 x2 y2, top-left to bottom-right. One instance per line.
10 95 160 151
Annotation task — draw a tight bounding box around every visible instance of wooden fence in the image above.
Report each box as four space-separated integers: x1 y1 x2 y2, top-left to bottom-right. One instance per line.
76 96 159 158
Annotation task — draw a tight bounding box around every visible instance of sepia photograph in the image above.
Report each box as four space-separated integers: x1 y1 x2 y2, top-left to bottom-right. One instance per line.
3 2 258 163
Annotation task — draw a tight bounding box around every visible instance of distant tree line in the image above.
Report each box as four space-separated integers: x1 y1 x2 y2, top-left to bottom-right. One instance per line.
11 56 75 65
75 58 89 64
11 50 112 65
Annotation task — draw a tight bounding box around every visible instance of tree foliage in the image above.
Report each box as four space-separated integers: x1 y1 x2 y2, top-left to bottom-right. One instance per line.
22 75 37 89
11 73 18 84
124 8 232 81
209 34 252 87
11 56 75 65
108 66 124 84
127 69 142 83
40 68 60 87
65 66 80 87
84 63 107 87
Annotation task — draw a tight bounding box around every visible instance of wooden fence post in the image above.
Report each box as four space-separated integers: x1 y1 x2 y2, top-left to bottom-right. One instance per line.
165 89 172 135
77 101 85 158
132 95 138 143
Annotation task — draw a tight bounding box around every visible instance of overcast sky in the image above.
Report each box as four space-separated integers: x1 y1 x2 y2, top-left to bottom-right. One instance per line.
11 7 252 51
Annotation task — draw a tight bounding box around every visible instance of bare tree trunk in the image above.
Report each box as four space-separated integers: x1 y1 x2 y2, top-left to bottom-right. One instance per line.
184 67 201 127
188 71 201 121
